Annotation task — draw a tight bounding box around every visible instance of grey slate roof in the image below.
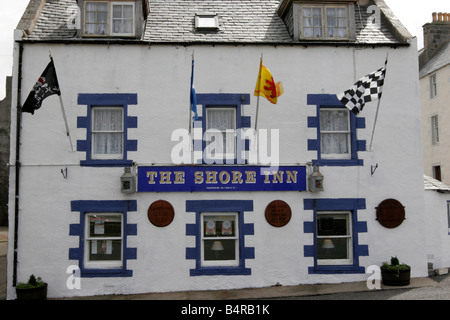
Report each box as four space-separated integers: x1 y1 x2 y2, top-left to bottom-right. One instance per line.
21 0 409 45
424 175 450 193
419 42 450 78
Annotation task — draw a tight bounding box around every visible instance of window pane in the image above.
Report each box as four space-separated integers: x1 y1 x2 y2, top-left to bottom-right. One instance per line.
321 133 349 154
203 239 236 261
320 109 349 131
204 216 236 237
88 240 122 261
318 216 349 236
88 214 122 238
93 108 123 131
93 133 123 155
317 238 349 260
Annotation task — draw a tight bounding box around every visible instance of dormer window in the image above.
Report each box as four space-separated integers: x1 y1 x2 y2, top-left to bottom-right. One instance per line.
300 4 350 40
83 1 136 37
195 13 219 30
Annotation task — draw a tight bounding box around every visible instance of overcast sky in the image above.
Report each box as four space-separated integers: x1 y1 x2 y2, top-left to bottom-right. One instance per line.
0 0 448 99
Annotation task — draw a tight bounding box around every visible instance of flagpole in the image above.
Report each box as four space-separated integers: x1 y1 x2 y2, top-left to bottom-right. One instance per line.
49 51 74 152
255 53 263 132
58 95 74 152
369 52 389 151
189 52 194 136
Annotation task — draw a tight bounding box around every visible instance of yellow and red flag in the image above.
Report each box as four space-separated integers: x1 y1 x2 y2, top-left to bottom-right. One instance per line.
254 58 284 104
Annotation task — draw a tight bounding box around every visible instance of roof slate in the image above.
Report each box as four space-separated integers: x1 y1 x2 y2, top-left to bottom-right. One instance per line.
419 42 450 78
424 175 450 192
22 0 407 45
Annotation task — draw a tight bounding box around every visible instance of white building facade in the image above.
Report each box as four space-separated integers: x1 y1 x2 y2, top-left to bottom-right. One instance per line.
8 0 427 299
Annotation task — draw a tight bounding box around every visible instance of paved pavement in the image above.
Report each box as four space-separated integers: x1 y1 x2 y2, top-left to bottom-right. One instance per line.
1 226 450 301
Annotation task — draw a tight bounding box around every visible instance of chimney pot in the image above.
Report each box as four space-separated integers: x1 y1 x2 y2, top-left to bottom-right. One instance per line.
433 12 437 21
438 12 443 21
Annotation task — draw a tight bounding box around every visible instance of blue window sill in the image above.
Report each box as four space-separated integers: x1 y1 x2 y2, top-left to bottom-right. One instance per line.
308 265 365 274
190 266 251 276
81 268 133 278
313 159 364 167
80 160 133 167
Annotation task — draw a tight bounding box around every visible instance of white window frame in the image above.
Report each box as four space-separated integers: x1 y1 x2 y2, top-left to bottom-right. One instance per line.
320 108 351 160
84 1 135 37
299 4 350 40
110 1 136 37
195 13 219 30
205 107 237 162
200 212 239 267
84 212 124 269
316 211 353 266
91 106 124 160
430 73 437 98
431 114 439 145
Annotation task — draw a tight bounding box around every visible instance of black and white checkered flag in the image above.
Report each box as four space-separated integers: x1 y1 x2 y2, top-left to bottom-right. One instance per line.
337 60 387 114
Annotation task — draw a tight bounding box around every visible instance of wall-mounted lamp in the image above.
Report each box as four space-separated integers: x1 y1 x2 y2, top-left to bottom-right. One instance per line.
308 165 324 192
120 167 136 194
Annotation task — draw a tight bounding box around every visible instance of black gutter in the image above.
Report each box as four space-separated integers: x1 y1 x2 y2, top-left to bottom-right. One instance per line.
18 38 411 48
13 42 23 287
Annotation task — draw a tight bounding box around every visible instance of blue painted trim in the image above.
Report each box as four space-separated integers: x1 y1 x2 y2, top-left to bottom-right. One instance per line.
196 93 251 165
307 94 365 167
70 200 137 278
185 200 254 276
303 198 368 274
77 94 138 167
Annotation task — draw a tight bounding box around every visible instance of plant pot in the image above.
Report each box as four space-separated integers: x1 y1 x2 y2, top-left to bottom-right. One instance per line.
16 283 48 300
381 266 411 286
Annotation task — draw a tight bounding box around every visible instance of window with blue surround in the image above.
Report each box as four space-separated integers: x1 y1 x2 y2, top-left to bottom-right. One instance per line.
307 94 366 166
303 198 368 274
77 94 138 167
69 200 137 277
186 200 255 276
193 94 252 165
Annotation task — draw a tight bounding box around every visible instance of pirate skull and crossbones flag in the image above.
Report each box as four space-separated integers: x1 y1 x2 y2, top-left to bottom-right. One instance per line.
336 59 387 114
22 58 61 114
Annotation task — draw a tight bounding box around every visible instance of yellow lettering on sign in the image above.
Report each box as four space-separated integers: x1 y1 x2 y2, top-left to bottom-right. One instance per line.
272 171 284 183
194 171 204 184
286 171 298 183
219 171 231 184
160 172 172 184
205 171 218 184
245 171 257 184
263 171 271 184
147 172 158 184
232 171 243 184
174 171 185 184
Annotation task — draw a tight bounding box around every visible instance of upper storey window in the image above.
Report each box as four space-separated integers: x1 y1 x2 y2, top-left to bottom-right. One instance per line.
300 4 350 40
84 1 136 37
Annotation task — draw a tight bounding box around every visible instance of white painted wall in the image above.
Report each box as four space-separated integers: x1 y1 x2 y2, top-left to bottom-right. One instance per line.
8 38 429 299
425 190 450 270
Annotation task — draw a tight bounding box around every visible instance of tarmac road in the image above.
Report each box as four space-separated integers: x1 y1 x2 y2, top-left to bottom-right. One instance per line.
272 273 450 300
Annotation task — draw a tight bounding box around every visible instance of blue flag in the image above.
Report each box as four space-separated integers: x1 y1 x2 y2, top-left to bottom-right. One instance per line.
190 57 198 120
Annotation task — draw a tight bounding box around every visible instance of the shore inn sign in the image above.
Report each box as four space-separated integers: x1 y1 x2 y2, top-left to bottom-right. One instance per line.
7 0 429 299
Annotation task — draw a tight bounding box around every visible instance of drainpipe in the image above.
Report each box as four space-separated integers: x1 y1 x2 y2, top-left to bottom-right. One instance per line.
12 40 23 287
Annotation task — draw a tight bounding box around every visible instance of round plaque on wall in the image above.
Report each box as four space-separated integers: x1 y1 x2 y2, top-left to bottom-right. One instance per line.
265 200 292 227
148 200 175 227
376 198 405 229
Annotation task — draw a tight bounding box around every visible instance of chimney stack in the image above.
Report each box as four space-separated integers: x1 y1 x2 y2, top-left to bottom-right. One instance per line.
420 12 450 68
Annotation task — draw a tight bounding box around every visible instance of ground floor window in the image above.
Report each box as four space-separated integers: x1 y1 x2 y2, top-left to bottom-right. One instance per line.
317 212 352 265
186 200 254 276
201 213 239 267
85 213 123 269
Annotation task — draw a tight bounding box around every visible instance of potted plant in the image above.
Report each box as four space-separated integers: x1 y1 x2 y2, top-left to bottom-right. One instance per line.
381 256 411 286
16 274 48 300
